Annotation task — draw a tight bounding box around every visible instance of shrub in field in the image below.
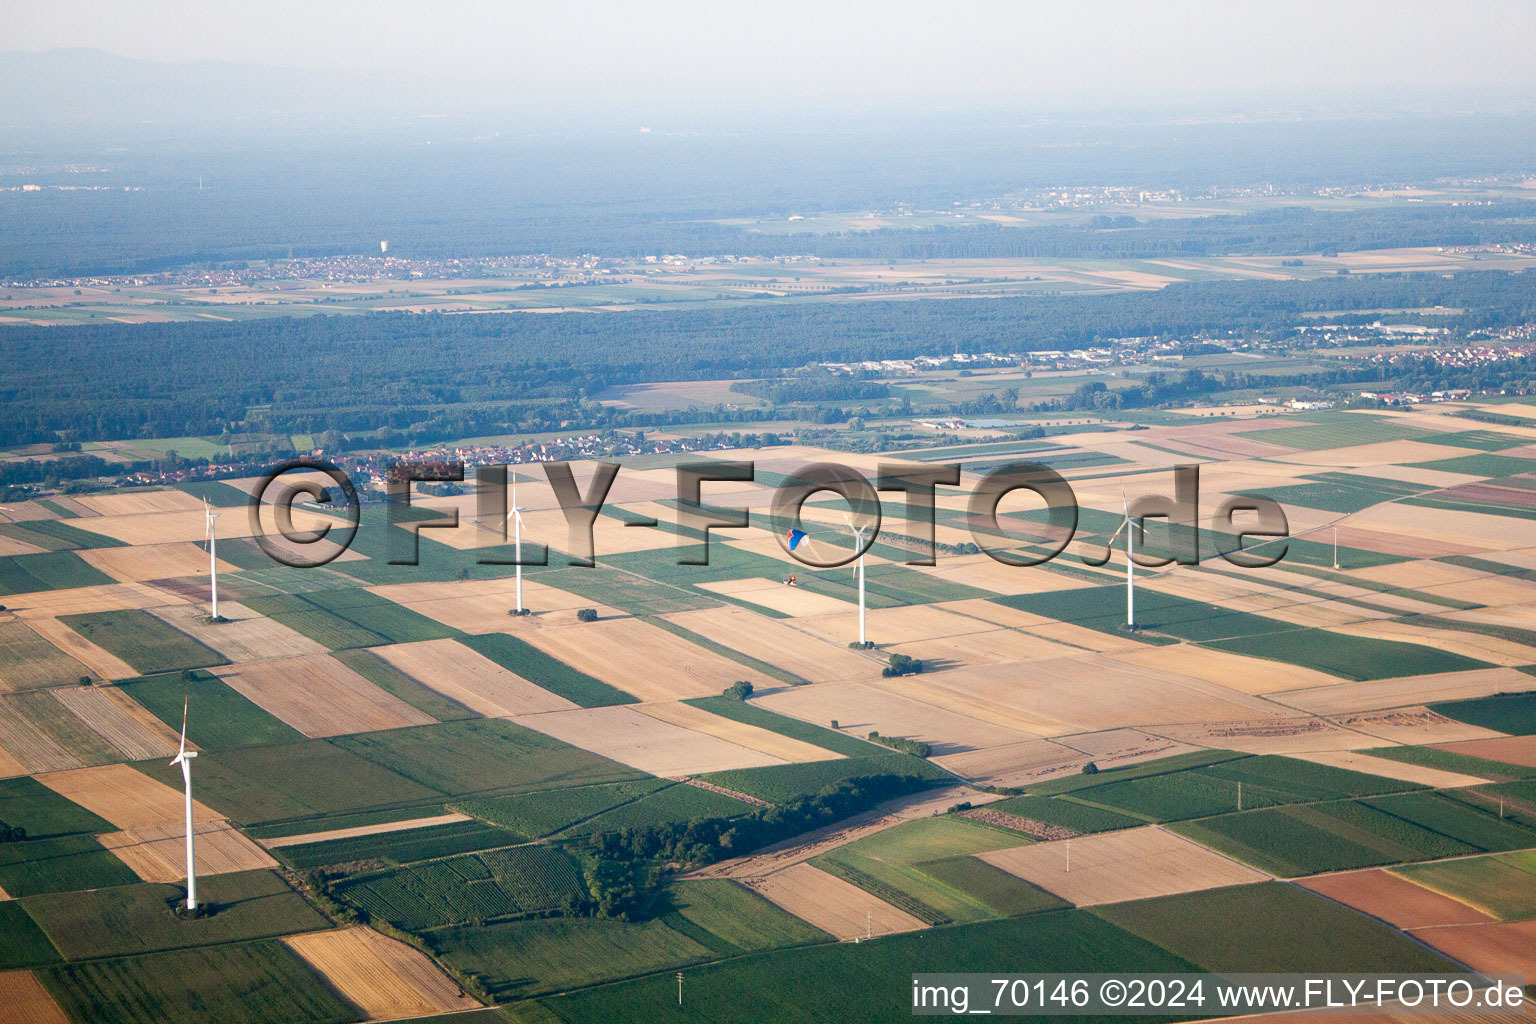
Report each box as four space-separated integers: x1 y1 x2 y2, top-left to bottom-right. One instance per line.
724 680 753 700
576 608 598 623
883 653 923 677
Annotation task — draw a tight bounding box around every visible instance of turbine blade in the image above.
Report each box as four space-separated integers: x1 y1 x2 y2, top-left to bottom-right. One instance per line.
178 697 188 757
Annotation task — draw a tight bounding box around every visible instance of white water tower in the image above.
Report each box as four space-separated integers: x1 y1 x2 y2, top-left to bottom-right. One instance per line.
380 240 389 254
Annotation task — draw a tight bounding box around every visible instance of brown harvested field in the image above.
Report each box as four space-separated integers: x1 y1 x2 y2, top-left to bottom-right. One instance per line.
882 625 1076 671
792 602 1005 647
697 577 854 617
36 763 220 830
0 620 93 691
98 819 278 881
1299 869 1496 930
1409 919 1536 976
283 926 480 1020
978 826 1269 907
1270 667 1533 715
517 617 775 701
873 652 1284 737
0 970 70 1024
213 654 437 737
662 606 876 683
0 699 82 773
1331 707 1502 746
75 490 206 516
1058 728 1201 766
512 705 785 776
1431 736 1536 768
907 553 1091 596
755 681 1036 754
21 617 139 681
742 863 923 941
78 541 238 583
0 535 47 556
1107 643 1341 695
943 599 1148 653
3 582 181 620
0 744 25 779
1351 502 1533 550
371 577 624 623
50 685 178 760
1271 439 1468 468
635 701 837 763
371 638 576 717
1347 560 1487 589
149 603 327 664
68 506 334 546
1157 716 1382 754
1288 749 1491 788
261 813 472 849
932 737 1091 787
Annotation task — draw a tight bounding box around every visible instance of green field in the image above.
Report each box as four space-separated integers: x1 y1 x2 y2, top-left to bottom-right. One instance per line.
814 816 1039 925
0 550 117 595
663 880 830 954
1415 429 1526 451
277 819 523 871
38 939 359 1024
169 480 253 507
0 833 142 897
458 632 636 707
0 776 115 837
339 844 587 930
916 856 1068 917
1027 750 1247 797
1259 474 1423 514
1202 628 1486 681
1361 745 1536 782
1393 849 1536 920
560 784 753 837
454 780 669 838
684 696 875 756
1069 754 1417 822
335 718 646 798
1407 452 1536 478
700 752 948 804
300 588 462 644
60 609 227 675
121 670 304 750
433 914 713 1000
0 899 61 968
2 519 129 550
241 593 390 650
134 738 440 825
21 869 330 959
1172 792 1536 877
1093 881 1461 973
1429 690 1536 734
0 620 93 689
985 794 1148 832
1237 415 1428 451
331 647 478 721
532 909 1195 1022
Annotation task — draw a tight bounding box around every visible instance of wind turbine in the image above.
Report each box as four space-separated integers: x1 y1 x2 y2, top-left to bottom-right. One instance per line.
202 498 220 621
845 514 869 646
506 481 527 614
169 699 199 911
1105 485 1138 629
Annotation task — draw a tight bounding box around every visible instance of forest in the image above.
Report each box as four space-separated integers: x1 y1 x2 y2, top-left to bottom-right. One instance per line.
2 269 1533 447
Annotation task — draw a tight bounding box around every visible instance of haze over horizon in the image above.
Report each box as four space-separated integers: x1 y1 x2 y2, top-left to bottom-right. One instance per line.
5 0 1536 126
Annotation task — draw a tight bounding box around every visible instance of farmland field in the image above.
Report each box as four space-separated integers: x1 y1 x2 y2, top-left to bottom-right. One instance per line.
118 670 304 750
700 751 948 804
1429 690 1536 734
37 940 359 1024
1393 850 1536 920
663 879 830 953
457 631 640 708
0 833 142 896
334 718 646 797
338 845 587 930
20 869 329 959
276 818 523 870
331 647 478 721
0 552 117 597
454 779 669 838
58 610 227 676
0 901 61 969
1092 881 1460 973
0 621 92 691
534 909 1195 1022
560 783 752 837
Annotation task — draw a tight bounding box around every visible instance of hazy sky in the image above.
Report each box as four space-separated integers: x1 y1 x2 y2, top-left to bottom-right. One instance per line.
9 0 1536 114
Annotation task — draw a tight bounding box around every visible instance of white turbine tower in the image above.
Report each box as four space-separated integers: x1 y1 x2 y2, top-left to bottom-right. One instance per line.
845 514 869 646
170 699 199 911
202 498 220 621
506 482 527 614
1105 485 1138 629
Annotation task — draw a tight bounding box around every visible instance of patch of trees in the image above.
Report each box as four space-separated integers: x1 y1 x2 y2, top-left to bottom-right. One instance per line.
883 653 925 677
731 374 891 404
865 731 931 757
